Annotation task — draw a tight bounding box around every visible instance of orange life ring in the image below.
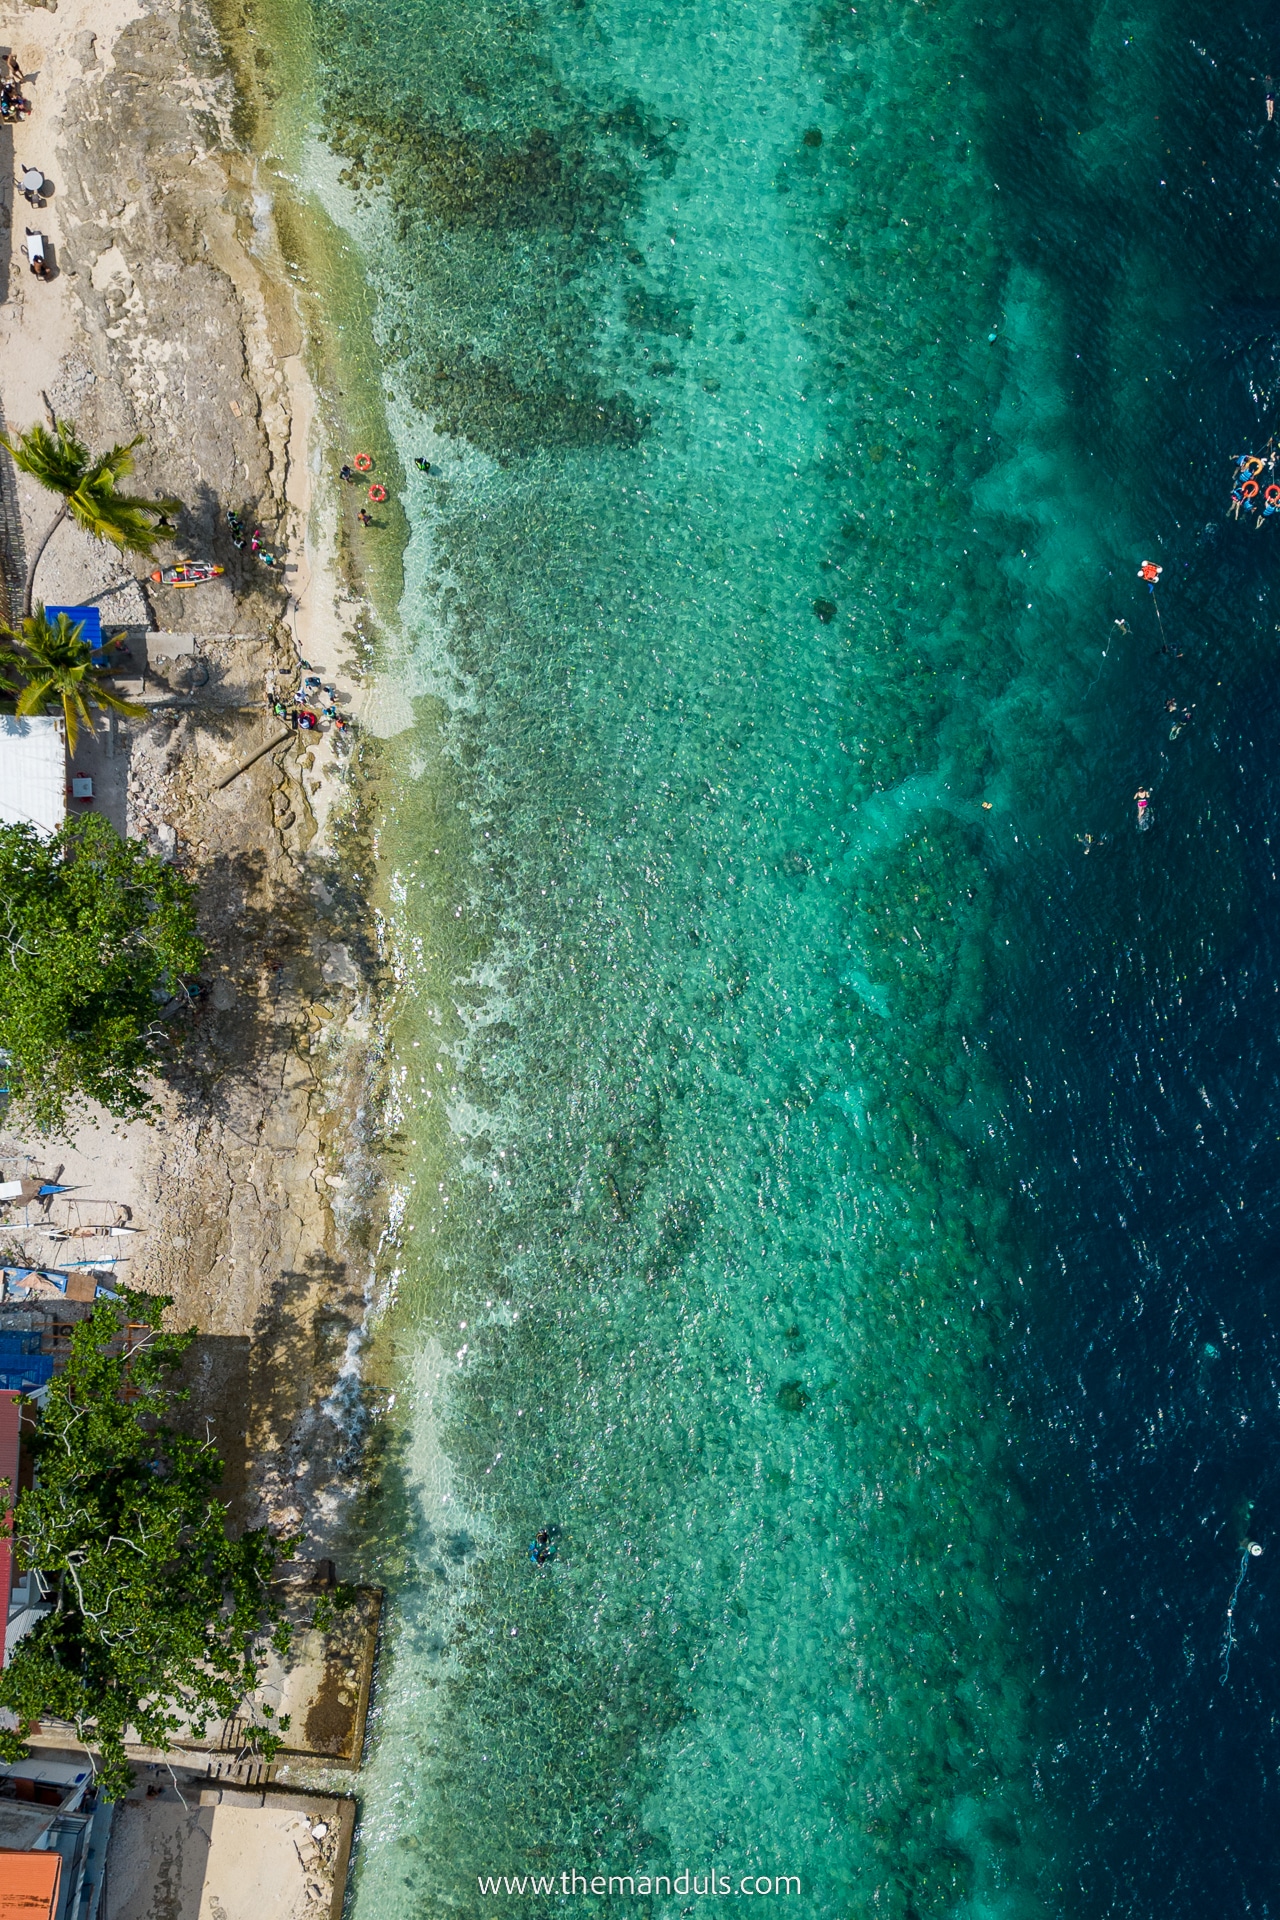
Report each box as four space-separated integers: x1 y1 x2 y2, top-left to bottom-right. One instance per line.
353 452 374 473
367 483 388 503
1242 480 1260 499
1266 486 1280 505
1245 456 1266 477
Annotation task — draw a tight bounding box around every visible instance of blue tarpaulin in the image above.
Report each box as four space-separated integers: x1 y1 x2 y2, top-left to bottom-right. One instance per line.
0 1331 54 1392
44 606 102 649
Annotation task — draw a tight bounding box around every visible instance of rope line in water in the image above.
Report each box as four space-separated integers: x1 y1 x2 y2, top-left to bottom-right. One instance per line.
1220 1549 1254 1686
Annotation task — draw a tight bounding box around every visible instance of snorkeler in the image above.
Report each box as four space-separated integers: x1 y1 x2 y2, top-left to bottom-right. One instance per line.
415 456 431 472
1135 787 1152 831
529 1528 556 1566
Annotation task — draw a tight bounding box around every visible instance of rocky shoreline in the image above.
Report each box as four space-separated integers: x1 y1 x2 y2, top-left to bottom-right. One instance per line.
0 0 389 1566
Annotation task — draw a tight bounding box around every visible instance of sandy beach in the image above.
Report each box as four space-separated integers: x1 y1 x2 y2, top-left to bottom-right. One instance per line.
0 0 386 1553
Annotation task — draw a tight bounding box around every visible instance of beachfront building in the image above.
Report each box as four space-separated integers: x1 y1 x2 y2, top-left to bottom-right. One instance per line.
0 717 64 837
0 1754 111 1920
0 1385 55 1672
0 607 111 837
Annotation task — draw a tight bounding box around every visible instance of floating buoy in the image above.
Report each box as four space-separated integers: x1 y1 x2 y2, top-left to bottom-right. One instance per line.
1249 1540 1264 1557
1242 480 1260 500
353 452 374 473
1138 560 1162 582
367 483 388 503
1265 486 1279 506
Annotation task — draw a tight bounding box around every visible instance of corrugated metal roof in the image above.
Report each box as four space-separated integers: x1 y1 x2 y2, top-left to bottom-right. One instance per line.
0 1846 60 1918
0 719 64 839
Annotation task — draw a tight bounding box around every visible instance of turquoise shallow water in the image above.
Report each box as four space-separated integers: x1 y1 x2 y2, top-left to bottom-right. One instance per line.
288 0 1280 1912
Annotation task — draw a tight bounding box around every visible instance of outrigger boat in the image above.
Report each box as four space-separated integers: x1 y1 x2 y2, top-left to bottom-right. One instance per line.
150 561 225 588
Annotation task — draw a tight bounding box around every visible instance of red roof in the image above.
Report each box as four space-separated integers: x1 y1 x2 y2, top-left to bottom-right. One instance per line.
0 1393 22 1667
0 1848 60 1918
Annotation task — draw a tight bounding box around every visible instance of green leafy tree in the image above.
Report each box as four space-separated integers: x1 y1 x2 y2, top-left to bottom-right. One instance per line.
0 420 181 616
3 606 146 752
0 1293 295 1800
0 814 203 1134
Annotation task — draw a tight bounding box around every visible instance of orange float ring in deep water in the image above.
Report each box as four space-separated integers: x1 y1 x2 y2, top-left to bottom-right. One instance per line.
367 483 388 503
1242 480 1260 500
354 452 374 472
1266 485 1280 506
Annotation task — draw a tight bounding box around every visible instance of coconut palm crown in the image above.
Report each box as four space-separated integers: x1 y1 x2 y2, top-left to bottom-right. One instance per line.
0 421 182 616
2 607 146 754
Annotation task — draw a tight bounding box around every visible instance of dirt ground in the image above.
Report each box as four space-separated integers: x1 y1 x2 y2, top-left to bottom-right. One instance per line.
105 1774 356 1920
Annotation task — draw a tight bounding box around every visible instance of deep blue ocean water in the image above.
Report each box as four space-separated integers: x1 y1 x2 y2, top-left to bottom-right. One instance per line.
273 0 1280 1911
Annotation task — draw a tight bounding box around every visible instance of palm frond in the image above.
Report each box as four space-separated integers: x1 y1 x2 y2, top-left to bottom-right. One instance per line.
0 421 92 496
6 608 144 752
85 686 147 722
3 421 184 613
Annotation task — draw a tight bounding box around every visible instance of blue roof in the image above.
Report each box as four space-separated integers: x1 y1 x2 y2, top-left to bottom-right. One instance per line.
44 606 103 648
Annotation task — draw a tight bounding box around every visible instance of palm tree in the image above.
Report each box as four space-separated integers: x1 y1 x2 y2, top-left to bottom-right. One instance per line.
2 607 146 753
0 421 182 616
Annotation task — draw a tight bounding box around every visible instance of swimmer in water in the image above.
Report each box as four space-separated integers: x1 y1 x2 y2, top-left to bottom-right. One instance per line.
529 1528 555 1565
1135 787 1151 830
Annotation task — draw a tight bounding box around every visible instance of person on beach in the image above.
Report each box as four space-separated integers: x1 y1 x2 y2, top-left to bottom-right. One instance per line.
6 51 23 84
340 464 355 482
358 508 373 527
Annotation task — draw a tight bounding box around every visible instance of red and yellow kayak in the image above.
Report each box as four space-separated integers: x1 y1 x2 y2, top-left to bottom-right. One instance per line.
151 562 225 588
